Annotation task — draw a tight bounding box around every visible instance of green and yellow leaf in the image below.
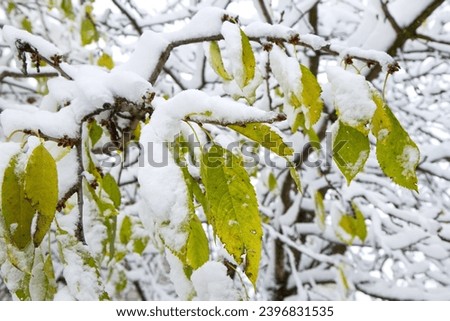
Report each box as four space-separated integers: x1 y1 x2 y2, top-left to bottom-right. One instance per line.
372 92 420 191
201 145 261 286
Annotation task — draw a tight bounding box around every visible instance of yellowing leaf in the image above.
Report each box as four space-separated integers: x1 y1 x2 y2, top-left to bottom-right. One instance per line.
300 64 323 127
201 145 261 286
209 41 232 81
21 17 32 33
372 93 419 191
314 190 326 231
102 173 121 208
186 215 209 270
333 121 369 184
24 144 59 247
81 16 99 46
229 123 293 156
240 29 255 88
97 53 114 70
1 157 35 249
339 202 367 243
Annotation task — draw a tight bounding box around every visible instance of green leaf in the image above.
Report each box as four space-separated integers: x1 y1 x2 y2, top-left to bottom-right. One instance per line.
60 0 74 19
119 216 132 245
339 202 367 243
186 215 209 270
314 190 326 231
300 64 323 127
88 120 103 146
21 17 32 33
229 123 293 157
24 144 59 247
1 157 35 249
240 29 255 88
333 121 370 184
102 173 121 208
209 41 232 81
80 15 99 46
268 172 277 192
97 52 114 70
372 93 419 191
7 2 16 14
201 145 262 286
133 237 148 255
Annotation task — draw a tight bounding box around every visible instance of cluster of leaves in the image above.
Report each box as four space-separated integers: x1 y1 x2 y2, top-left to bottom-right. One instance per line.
0 1 423 301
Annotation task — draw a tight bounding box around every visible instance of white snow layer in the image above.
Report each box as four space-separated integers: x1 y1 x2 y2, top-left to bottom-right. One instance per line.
2 25 62 58
138 89 278 251
326 66 376 128
191 261 240 300
0 67 153 138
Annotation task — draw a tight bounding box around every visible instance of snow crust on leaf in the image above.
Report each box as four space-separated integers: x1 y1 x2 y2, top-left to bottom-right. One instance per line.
327 66 376 129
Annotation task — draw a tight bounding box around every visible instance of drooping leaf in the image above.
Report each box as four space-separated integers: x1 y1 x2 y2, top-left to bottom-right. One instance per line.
88 120 103 146
229 123 293 156
1 157 35 249
119 216 132 245
300 64 323 127
372 93 420 191
180 166 209 271
97 52 114 70
314 190 326 231
209 41 232 81
21 17 32 33
81 15 99 46
333 121 370 184
186 215 209 270
24 144 58 247
339 202 367 243
240 29 255 88
102 173 121 208
201 145 261 286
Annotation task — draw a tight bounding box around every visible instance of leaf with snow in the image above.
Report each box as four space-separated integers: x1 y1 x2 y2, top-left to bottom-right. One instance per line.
24 144 58 247
201 144 261 286
209 41 232 81
372 92 419 191
333 121 370 184
1 157 35 249
229 123 293 156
